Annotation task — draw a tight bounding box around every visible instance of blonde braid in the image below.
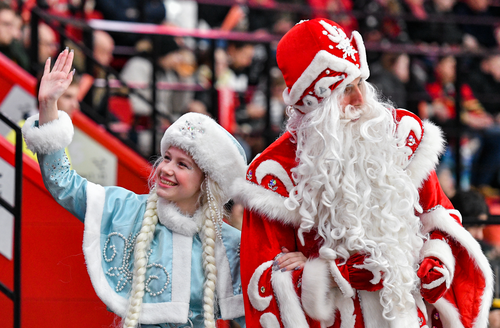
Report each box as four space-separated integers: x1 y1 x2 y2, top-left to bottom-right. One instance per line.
123 191 159 328
200 177 226 327
201 214 217 328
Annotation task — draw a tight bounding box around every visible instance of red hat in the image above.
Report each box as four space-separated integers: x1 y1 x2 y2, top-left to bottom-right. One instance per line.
276 18 369 113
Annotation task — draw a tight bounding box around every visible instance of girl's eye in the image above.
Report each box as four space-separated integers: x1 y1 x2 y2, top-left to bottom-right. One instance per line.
179 162 192 169
164 155 171 162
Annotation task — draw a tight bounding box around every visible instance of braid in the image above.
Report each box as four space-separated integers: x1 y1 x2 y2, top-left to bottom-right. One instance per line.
201 214 217 328
123 191 159 328
200 176 227 327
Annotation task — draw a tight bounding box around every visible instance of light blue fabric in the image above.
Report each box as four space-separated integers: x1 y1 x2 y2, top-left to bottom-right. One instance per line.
38 149 245 327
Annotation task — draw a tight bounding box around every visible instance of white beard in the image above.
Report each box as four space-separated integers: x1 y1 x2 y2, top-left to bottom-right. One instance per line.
285 93 424 319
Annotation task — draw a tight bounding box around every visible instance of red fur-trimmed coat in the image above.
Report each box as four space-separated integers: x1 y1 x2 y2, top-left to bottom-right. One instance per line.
233 109 492 328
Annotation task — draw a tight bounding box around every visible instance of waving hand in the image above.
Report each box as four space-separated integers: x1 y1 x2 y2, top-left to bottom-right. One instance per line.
38 48 75 125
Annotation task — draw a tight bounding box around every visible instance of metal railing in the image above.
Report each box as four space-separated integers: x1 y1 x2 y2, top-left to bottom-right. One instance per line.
0 113 23 328
30 6 280 159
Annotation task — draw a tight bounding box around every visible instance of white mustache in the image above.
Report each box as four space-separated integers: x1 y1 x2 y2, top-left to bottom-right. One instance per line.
340 105 364 121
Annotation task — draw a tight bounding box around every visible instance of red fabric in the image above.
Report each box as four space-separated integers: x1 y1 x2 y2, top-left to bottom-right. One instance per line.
395 109 424 160
418 171 487 327
276 18 363 103
418 170 456 215
240 117 489 327
417 257 447 303
336 253 384 291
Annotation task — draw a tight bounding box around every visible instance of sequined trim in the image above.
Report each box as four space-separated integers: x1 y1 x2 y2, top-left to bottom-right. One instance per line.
103 231 170 296
179 120 205 139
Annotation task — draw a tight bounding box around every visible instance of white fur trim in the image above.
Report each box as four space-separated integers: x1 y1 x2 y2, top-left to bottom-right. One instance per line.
271 270 309 328
157 198 201 236
283 50 362 108
219 294 244 320
406 120 445 189
260 312 280 328
358 290 420 328
83 183 193 324
358 291 386 328
215 237 245 319
232 177 302 226
415 295 428 322
319 247 354 298
421 269 447 290
397 115 423 156
334 289 355 328
314 76 344 98
420 207 493 328
419 238 455 286
160 112 247 202
282 25 369 113
352 31 369 80
22 111 74 155
256 160 295 193
247 261 274 311
432 297 465 328
302 258 337 322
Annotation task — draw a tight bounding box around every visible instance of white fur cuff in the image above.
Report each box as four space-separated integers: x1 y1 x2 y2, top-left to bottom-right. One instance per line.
420 238 455 282
302 257 337 322
22 111 74 155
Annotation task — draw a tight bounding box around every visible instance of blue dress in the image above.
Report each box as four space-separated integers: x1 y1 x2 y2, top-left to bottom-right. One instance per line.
38 148 245 327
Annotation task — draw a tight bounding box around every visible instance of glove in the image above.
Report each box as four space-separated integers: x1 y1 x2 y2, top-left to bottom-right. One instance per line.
417 256 450 303
336 253 384 291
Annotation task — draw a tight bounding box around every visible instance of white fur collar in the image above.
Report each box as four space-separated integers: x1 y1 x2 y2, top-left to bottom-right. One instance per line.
156 198 203 236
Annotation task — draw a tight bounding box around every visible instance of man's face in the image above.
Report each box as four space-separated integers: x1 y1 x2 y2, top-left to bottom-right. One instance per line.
340 77 365 121
94 40 114 67
38 25 58 64
57 85 80 116
0 9 16 46
229 44 255 70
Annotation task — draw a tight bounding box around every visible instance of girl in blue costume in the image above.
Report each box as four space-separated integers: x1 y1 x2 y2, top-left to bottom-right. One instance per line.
23 49 247 328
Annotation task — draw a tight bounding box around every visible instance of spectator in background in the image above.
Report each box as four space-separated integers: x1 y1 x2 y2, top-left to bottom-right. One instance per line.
369 52 410 108
6 75 80 162
423 55 485 128
94 0 166 45
22 22 59 74
468 54 500 120
0 2 29 70
425 0 463 46
466 54 500 193
38 23 58 65
308 0 357 36
93 30 114 68
423 55 487 190
400 0 431 44
353 0 408 45
120 36 196 155
454 0 498 50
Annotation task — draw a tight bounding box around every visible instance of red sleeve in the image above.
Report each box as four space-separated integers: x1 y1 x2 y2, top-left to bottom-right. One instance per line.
418 170 458 221
418 170 492 328
241 209 321 327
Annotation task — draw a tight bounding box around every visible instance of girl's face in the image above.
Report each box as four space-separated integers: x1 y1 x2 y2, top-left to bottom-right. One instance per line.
156 146 204 215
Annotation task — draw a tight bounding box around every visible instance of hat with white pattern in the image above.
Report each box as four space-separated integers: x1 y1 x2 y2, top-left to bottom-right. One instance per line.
276 18 369 113
161 112 247 202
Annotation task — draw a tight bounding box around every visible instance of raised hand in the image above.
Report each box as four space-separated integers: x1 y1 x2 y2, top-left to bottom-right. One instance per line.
38 48 75 125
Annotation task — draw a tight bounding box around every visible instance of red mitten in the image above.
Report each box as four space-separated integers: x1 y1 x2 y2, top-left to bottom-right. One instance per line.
417 257 450 303
336 253 384 291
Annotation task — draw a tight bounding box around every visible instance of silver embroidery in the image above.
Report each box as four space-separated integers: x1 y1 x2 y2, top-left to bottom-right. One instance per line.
103 231 170 296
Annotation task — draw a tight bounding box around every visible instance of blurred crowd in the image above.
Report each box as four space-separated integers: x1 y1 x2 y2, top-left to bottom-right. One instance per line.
0 0 499 188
